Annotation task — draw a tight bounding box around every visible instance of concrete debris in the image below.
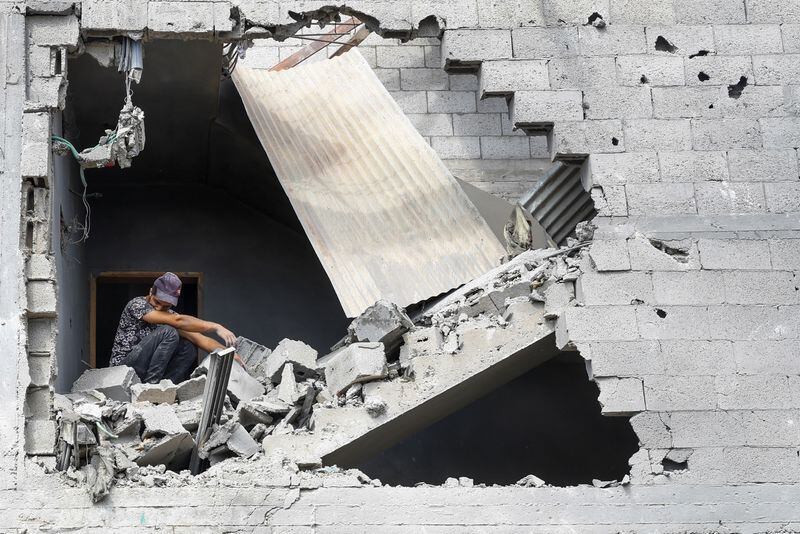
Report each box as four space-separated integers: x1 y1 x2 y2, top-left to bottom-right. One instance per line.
346 299 414 354
174 399 203 432
83 446 115 503
325 342 388 396
136 432 194 469
277 362 300 404
364 395 387 417
516 474 546 487
139 404 186 438
249 423 269 441
443 476 474 488
262 338 318 384
237 399 275 426
592 475 630 488
193 356 265 404
175 376 206 402
131 379 177 404
72 366 140 402
399 327 442 369
227 424 260 458
77 100 145 170
235 336 272 375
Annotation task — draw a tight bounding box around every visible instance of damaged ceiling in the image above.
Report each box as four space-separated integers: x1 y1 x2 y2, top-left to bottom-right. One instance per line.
232 50 507 317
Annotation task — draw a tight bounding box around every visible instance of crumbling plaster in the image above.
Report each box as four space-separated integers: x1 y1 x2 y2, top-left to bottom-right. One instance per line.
2 0 800 531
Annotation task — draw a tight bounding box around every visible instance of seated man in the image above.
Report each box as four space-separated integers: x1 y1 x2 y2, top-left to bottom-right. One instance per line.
109 272 237 384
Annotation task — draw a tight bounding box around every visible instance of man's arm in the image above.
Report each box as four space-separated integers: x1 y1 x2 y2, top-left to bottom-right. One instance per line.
178 330 243 364
142 310 237 346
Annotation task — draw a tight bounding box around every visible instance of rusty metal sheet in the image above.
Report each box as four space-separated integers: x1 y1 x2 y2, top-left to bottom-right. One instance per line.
232 50 505 317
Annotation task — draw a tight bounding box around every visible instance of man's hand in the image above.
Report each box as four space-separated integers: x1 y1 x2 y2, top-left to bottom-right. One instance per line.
216 326 237 347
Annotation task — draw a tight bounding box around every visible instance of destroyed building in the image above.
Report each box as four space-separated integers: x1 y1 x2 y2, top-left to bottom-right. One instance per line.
2 0 800 531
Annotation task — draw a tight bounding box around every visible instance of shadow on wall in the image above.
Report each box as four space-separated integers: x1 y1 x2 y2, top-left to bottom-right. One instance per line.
354 353 639 486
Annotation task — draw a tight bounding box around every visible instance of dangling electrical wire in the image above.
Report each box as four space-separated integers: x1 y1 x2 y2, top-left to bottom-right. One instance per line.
51 134 92 243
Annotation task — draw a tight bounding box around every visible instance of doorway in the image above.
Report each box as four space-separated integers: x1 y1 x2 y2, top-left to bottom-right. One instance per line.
90 272 202 368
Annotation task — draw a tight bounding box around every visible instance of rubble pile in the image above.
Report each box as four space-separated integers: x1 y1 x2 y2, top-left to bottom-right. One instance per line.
54 240 591 500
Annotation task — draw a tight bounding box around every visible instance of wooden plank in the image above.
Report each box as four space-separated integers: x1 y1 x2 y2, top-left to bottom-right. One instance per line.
330 26 372 58
270 17 360 71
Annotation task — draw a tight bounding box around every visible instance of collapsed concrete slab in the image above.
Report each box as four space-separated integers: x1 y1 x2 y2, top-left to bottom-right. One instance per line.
71 366 140 402
346 300 414 354
175 376 206 402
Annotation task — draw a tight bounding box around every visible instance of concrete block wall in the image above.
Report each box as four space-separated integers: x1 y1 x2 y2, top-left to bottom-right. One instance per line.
440 0 800 486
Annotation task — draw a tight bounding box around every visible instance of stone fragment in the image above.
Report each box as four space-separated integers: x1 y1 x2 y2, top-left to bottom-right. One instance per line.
139 404 186 438
131 379 177 404
325 342 388 396
194 356 265 405
261 338 318 383
72 366 140 402
175 376 206 402
516 474 546 487
347 300 414 354
277 363 299 404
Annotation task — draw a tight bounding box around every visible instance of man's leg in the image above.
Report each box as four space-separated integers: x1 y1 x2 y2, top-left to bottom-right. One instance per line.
125 325 180 384
163 338 197 384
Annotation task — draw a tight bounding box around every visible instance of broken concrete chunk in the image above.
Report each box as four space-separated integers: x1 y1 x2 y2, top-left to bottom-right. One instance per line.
347 300 414 354
325 342 388 396
72 366 140 402
364 395 387 417
543 281 575 319
173 399 202 432
131 379 177 404
277 362 299 404
244 395 292 416
195 356 265 405
237 399 275 427
516 474 546 487
139 404 185 438
249 423 268 441
227 424 259 458
235 336 272 370
399 327 443 369
262 338 318 384
175 376 206 403
136 432 193 469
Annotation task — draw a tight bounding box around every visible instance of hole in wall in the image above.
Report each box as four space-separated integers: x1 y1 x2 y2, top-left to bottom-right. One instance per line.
655 308 667 318
611 137 619 146
728 76 748 99
688 50 709 59
25 221 34 249
54 48 62 75
697 71 710 82
351 352 639 486
654 36 678 53
640 75 649 84
26 187 35 213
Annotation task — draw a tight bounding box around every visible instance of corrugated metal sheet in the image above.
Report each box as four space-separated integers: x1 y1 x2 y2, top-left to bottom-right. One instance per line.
232 51 505 317
519 161 596 245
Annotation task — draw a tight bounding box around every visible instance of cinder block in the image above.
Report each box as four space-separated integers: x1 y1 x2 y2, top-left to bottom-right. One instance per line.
28 75 67 109
511 90 583 125
477 95 508 113
588 152 659 185
698 238 771 270
478 0 545 27
432 137 481 159
511 27 580 58
589 340 664 377
558 305 639 343
24 418 56 455
716 374 791 410
21 112 50 179
411 0 476 29
707 304 782 340
578 25 647 56
549 56 617 89
552 120 625 156
615 55 685 86
376 45 425 68
148 2 215 35
407 113 453 136
652 86 720 119
400 68 448 90
389 91 427 114
423 45 441 68
624 119 692 151
441 29 512 67
72 366 140 401
770 239 800 270
746 0 800 23
729 150 798 183
24 386 52 418
27 280 56 316
709 86 787 119
629 411 672 448
784 24 800 53
27 15 79 47
25 254 53 281
783 305 800 340
652 271 725 305
734 340 800 374
666 410 743 447
239 46 280 70
82 0 149 32
692 119 762 150
530 135 549 157
645 25 715 56
644 375 717 411
588 240 631 271
27 318 56 353
636 305 710 340
765 182 800 213
661 339 735 375
724 270 798 305
449 74 478 91
595 377 645 415
685 55 753 86
427 91 476 113
577 271 653 306
375 68 401 91
611 0 675 23
761 117 800 149
695 182 766 215
325 342 388 396
28 354 53 387
673 0 746 23
584 86 653 119
714 24 784 54
453 113 501 136
480 60 549 96
626 183 697 215
659 151 728 182
541 0 609 25
591 185 628 216
733 409 800 446
479 136 531 159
